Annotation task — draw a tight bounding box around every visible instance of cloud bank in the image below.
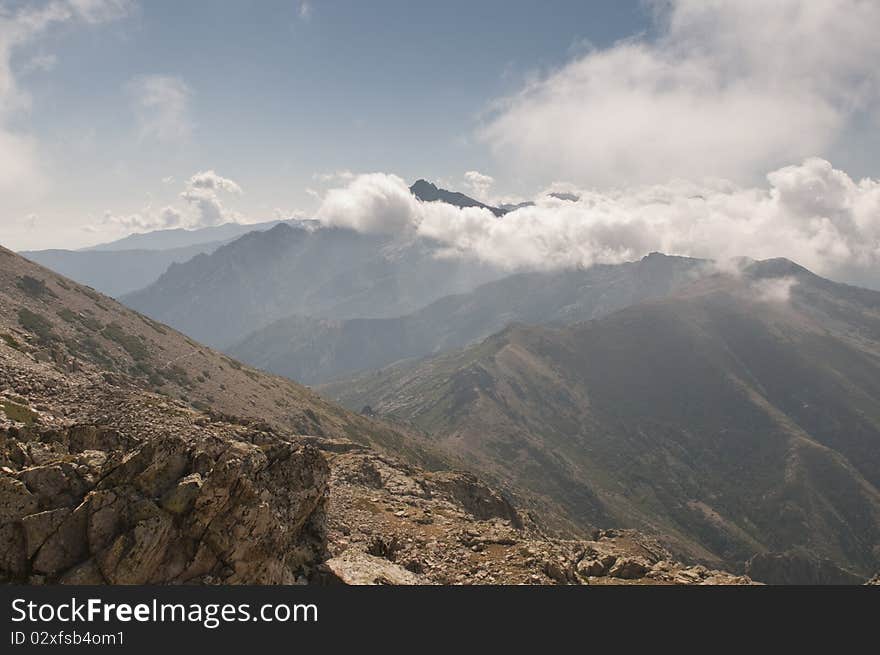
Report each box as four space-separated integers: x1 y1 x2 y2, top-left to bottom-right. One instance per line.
481 0 880 186
314 158 880 289
96 170 247 234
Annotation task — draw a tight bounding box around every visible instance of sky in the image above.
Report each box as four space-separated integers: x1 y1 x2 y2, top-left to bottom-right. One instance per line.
1 0 879 283
0 0 647 249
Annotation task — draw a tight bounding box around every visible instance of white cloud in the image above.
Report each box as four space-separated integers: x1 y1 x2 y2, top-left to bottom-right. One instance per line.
273 207 301 220
91 170 248 235
751 276 798 304
126 74 193 143
481 0 880 187
99 206 182 233
313 170 355 183
178 170 245 227
298 1 312 21
463 171 494 201
185 169 242 195
0 0 132 197
314 159 880 289
317 173 420 234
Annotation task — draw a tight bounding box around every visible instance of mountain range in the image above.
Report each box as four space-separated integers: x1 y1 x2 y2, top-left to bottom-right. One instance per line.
21 220 286 297
323 258 880 581
0 245 753 586
8 177 880 584
85 220 289 252
20 180 504 302
228 253 705 384
123 223 505 349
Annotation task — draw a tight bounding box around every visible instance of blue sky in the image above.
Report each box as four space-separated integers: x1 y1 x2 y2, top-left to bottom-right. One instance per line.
2 1 879 252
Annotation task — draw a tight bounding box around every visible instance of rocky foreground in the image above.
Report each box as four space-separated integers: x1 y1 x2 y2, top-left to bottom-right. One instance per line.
0 347 753 585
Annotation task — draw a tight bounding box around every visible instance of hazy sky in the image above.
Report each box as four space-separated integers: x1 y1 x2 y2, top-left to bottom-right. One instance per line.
2 0 879 251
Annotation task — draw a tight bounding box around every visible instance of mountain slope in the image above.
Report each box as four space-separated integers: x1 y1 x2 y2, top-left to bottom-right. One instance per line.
229 253 705 384
0 245 441 467
0 246 752 586
123 223 503 348
324 260 880 579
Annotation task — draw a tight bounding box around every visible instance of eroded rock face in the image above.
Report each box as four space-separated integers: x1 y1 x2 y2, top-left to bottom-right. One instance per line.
0 424 329 585
427 470 522 528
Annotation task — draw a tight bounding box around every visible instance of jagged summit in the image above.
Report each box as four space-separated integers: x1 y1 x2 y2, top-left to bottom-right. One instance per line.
409 179 507 216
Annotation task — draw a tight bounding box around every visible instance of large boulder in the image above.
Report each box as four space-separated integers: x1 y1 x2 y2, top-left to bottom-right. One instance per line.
320 549 428 585
427 470 522 527
0 425 329 584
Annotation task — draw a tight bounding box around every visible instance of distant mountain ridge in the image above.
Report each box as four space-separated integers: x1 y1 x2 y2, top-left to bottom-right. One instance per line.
228 253 706 384
123 222 504 348
21 220 292 297
85 219 291 251
410 179 507 216
20 243 222 298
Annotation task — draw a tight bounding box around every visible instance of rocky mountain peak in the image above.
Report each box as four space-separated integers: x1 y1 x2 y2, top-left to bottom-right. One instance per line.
409 179 507 216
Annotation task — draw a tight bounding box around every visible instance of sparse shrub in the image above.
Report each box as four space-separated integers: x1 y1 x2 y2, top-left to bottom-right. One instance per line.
57 308 77 323
1 400 37 425
79 287 103 302
56 308 101 332
17 308 57 344
17 275 56 299
79 314 102 331
65 336 115 370
102 323 149 361
138 314 167 334
164 365 192 388
1 333 22 351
